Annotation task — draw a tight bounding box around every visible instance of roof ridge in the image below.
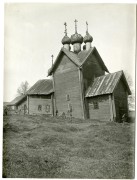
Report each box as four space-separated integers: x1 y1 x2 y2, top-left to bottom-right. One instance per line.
94 70 123 79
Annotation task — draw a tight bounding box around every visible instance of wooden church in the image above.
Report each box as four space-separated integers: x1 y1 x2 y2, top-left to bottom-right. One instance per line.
8 20 131 122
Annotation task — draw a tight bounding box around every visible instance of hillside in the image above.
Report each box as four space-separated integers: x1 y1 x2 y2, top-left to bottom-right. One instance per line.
3 115 135 178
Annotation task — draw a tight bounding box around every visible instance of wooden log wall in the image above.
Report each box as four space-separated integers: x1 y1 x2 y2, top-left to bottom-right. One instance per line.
54 54 83 118
28 95 52 115
113 79 129 122
88 95 111 120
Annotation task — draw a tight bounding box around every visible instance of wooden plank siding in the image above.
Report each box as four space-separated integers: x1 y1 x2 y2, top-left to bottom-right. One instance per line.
83 53 105 119
17 99 28 114
113 79 129 122
54 54 83 118
28 95 52 115
88 95 111 121
82 53 105 93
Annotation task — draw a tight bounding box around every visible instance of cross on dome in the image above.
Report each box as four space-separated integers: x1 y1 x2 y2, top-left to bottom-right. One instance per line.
74 19 78 33
86 21 88 34
64 22 67 36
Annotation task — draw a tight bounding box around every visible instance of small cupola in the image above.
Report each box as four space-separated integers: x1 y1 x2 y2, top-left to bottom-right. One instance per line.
61 22 71 50
83 22 93 51
71 19 83 53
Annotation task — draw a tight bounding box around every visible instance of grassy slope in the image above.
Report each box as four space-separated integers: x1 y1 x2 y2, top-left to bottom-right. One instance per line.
3 115 135 178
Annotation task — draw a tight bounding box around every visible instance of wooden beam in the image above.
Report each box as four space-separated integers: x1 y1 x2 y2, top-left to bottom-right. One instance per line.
51 93 54 116
111 94 116 121
52 73 56 116
109 94 113 121
78 67 86 119
126 91 129 117
27 95 29 114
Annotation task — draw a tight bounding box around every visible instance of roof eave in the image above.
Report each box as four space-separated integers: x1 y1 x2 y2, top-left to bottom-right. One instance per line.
48 49 63 76
27 92 53 95
86 92 112 98
94 47 109 73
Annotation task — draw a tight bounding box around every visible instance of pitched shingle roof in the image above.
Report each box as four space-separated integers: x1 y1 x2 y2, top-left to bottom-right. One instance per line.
8 95 26 106
86 71 131 97
48 47 109 75
27 79 53 95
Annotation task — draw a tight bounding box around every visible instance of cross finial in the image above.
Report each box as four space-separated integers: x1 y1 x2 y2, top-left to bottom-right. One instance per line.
86 21 88 34
64 22 67 36
74 19 78 33
51 55 54 66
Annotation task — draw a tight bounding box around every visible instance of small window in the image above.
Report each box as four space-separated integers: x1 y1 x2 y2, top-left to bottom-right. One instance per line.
93 101 99 109
66 94 70 101
45 105 50 113
38 105 42 111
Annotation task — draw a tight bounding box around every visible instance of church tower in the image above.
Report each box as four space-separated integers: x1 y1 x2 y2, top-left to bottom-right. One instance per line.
48 21 109 119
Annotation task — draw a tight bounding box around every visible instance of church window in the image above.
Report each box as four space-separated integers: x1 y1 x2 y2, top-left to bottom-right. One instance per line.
38 105 42 111
93 101 99 109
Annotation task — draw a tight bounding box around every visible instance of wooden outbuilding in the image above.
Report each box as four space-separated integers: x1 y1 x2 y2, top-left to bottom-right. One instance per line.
7 95 27 114
86 71 131 122
26 79 53 115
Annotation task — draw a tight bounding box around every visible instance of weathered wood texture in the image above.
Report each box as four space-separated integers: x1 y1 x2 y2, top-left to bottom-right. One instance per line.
82 53 105 93
17 99 27 114
88 95 111 120
54 54 83 118
28 95 52 115
113 79 129 122
82 53 105 118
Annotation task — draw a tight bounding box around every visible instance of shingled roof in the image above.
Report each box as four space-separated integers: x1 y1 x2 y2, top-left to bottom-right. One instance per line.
27 79 53 95
48 47 109 75
86 71 131 97
8 95 27 106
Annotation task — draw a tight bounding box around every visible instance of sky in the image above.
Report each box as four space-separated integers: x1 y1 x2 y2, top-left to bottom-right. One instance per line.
4 3 136 102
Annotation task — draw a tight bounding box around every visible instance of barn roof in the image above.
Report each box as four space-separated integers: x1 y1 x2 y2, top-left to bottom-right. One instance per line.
27 79 53 95
8 95 26 106
48 47 109 75
86 70 131 97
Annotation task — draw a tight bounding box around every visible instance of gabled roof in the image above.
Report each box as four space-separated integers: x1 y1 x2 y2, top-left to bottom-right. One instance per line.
27 79 53 95
48 47 109 75
8 95 26 106
86 71 131 97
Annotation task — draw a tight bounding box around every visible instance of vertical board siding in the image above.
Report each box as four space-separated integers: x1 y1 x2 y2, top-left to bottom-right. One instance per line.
83 53 105 92
54 54 83 118
18 100 28 114
83 53 105 118
113 79 129 122
29 95 52 115
88 95 111 121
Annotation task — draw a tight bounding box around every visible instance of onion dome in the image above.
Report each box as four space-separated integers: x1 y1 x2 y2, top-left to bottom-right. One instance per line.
71 33 83 45
71 19 83 45
83 32 93 43
62 35 71 45
84 21 93 43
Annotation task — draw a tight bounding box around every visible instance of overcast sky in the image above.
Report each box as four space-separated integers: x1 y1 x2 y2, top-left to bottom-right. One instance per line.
4 3 136 102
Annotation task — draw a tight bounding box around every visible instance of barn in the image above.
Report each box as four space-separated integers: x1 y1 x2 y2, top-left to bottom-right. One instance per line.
7 95 27 114
8 21 131 122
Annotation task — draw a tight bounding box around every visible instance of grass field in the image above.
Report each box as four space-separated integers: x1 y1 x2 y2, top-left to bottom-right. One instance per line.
3 115 135 178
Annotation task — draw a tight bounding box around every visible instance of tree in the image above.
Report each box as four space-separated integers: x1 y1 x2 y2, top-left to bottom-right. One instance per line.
17 81 29 96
